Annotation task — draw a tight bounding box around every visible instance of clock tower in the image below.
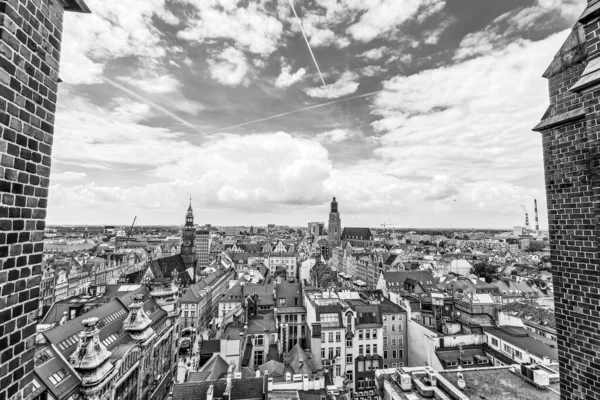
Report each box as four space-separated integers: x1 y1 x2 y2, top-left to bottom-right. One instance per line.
181 197 197 282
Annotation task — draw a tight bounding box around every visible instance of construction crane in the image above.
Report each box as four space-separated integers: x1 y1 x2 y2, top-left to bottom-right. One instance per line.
124 216 137 246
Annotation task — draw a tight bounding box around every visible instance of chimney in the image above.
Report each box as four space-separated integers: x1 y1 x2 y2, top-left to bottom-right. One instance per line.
60 311 68 325
224 363 235 398
534 199 539 233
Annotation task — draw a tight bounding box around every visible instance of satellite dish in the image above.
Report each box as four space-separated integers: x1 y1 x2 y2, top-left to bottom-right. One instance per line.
457 379 466 389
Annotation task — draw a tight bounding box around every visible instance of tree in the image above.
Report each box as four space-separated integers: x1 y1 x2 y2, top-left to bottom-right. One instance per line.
526 241 546 252
470 261 497 283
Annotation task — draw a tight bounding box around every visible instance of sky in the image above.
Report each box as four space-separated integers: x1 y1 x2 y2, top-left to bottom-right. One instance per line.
48 0 586 228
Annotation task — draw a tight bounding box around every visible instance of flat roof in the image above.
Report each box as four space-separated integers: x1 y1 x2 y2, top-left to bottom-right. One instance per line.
485 327 558 361
438 367 559 400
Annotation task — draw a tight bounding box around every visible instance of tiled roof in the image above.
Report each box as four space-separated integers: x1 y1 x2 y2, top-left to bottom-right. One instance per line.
341 228 373 241
172 378 264 400
148 254 191 285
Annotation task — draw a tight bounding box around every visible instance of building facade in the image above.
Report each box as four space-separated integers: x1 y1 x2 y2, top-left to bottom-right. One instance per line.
195 229 210 272
532 3 600 398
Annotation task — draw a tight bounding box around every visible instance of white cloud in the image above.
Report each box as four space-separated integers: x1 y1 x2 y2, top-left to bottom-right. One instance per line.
178 1 284 56
454 0 585 60
361 65 388 77
346 0 446 42
304 71 360 99
275 63 306 89
358 47 388 61
61 0 176 83
51 171 88 182
315 129 356 144
117 74 181 94
173 99 206 115
207 47 250 86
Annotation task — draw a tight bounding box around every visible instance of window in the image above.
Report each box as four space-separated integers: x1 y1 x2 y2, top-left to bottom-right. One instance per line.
358 362 364 372
366 330 370 340
329 348 334 360
398 314 403 321
491 337 499 347
336 365 341 377
373 329 377 339
359 330 364 340
392 350 397 359
392 363 397 368
384 350 388 359
346 338 352 347
383 315 387 321
359 345 364 355
346 370 353 381
391 338 396 346
514 350 522 359
383 325 387 332
503 344 513 355
329 332 334 343
399 350 403 358
384 364 388 368
373 345 378 354
366 345 371 355
321 348 325 359
321 313 339 326
391 324 396 332
254 350 263 366
336 347 341 357
463 360 473 365
398 336 403 345
391 315 396 321
383 337 388 345
336 332 341 342
48 368 68 386
347 354 353 364
256 335 264 346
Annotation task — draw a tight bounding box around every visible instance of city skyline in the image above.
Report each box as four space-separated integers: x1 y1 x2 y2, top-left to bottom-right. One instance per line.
47 0 585 227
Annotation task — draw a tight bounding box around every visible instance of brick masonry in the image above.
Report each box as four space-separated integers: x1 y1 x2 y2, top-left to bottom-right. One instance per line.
0 1 88 400
535 2 600 399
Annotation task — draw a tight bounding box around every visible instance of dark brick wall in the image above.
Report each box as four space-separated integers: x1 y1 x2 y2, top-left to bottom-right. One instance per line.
538 12 600 400
0 1 66 400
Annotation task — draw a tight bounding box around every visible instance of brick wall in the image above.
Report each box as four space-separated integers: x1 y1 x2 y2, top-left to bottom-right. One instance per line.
535 5 600 399
0 1 87 400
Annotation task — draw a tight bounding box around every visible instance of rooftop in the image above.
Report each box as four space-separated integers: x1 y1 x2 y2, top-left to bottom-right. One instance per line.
438 367 559 400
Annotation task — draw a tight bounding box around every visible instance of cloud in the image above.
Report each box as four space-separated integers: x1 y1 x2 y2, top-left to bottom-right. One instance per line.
177 1 284 56
117 74 181 94
51 172 88 182
315 129 356 144
304 71 360 99
207 47 250 86
61 0 176 83
364 31 567 212
454 0 585 60
361 65 388 77
346 0 446 42
275 62 307 89
358 47 388 61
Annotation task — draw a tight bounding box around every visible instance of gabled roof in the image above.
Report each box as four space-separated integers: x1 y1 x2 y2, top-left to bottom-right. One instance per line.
258 359 285 377
148 254 191 285
199 354 230 381
382 271 437 292
341 227 373 241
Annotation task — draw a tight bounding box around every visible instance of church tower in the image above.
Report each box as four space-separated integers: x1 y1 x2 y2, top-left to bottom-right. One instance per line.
181 197 197 280
328 197 341 247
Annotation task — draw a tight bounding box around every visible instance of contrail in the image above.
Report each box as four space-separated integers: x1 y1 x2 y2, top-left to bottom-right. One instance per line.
207 89 384 134
103 77 201 133
288 0 329 96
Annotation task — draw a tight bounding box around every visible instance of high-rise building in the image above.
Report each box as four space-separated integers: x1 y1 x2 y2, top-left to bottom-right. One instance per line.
328 197 342 247
180 199 197 282
195 229 210 272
